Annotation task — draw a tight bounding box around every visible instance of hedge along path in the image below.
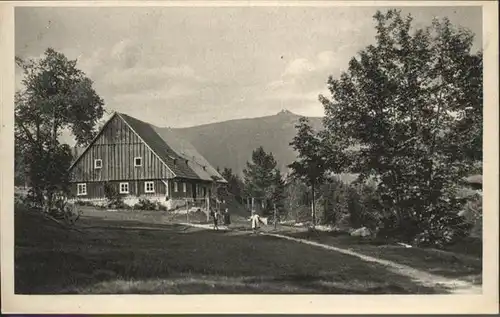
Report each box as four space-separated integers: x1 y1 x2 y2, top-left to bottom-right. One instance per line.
263 232 481 294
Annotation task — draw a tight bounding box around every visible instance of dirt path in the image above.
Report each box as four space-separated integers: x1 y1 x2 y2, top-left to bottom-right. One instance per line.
264 232 481 294
179 222 481 294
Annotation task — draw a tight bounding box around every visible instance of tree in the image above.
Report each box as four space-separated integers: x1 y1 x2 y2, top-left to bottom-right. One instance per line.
320 10 482 245
220 167 244 203
288 117 328 228
15 48 105 206
243 146 283 215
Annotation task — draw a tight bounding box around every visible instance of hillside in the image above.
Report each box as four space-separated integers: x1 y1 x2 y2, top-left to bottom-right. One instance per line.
168 110 323 177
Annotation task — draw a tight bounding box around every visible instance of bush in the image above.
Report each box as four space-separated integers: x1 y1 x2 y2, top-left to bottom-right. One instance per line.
319 179 350 225
318 178 384 231
156 202 167 211
133 198 157 211
294 205 312 223
413 212 473 248
461 194 482 238
74 200 94 206
348 182 384 231
104 182 123 208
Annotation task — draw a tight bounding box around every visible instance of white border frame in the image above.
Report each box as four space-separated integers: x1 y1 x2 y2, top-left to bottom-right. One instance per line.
1 1 498 315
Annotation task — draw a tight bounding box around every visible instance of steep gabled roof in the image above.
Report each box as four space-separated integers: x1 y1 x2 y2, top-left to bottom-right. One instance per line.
69 111 226 183
152 126 226 182
118 113 199 180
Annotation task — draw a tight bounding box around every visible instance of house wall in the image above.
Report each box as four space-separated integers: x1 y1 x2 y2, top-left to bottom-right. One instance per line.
69 115 175 182
70 178 214 211
167 179 212 200
70 179 168 199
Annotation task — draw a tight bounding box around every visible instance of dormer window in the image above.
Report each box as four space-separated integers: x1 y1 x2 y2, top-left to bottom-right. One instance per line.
202 166 206 171
94 159 102 169
185 159 189 165
134 157 142 167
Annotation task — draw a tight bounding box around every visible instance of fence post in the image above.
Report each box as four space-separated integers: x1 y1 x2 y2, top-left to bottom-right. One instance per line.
206 197 210 222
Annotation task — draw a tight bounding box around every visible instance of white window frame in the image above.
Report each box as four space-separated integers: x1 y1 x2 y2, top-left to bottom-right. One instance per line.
182 182 187 193
145 181 155 193
77 183 87 196
119 182 129 194
174 181 178 192
94 159 103 169
134 157 142 167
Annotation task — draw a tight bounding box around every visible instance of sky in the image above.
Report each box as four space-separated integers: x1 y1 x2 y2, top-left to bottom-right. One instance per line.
16 5 482 134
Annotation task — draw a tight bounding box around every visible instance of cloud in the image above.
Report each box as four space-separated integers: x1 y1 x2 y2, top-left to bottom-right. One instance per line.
263 49 346 112
283 58 316 76
101 64 205 94
112 83 197 104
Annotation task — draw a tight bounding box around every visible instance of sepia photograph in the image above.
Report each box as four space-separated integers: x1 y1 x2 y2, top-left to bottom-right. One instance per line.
1 0 498 314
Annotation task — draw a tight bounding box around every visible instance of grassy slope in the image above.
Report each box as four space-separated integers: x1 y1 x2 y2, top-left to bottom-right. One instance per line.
15 207 450 294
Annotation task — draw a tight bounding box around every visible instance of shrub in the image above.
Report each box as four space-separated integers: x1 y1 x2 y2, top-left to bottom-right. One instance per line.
104 182 123 208
348 182 384 231
461 193 482 238
133 198 157 211
156 202 167 211
294 205 312 223
413 212 473 248
318 179 350 225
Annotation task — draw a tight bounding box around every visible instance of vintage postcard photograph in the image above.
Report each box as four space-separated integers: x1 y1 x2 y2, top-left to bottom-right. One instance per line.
1 0 498 314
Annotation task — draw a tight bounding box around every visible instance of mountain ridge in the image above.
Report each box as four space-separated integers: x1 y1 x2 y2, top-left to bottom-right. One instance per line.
167 110 324 177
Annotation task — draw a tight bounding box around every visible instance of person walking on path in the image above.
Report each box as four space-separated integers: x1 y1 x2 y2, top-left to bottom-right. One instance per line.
223 208 231 225
210 208 219 230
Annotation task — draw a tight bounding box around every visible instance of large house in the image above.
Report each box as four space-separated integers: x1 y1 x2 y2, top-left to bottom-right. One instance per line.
68 112 227 209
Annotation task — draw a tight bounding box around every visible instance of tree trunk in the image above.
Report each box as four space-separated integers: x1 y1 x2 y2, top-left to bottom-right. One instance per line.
273 203 277 230
311 182 316 228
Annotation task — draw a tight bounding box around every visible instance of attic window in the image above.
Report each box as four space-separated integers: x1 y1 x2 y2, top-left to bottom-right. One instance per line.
202 166 206 171
185 159 189 165
134 157 142 167
94 159 102 169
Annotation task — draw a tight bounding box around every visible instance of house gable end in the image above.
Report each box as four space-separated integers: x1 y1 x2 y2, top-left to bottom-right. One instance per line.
69 113 176 182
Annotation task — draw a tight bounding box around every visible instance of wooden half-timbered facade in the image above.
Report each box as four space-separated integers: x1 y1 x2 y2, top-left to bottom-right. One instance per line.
68 112 226 208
